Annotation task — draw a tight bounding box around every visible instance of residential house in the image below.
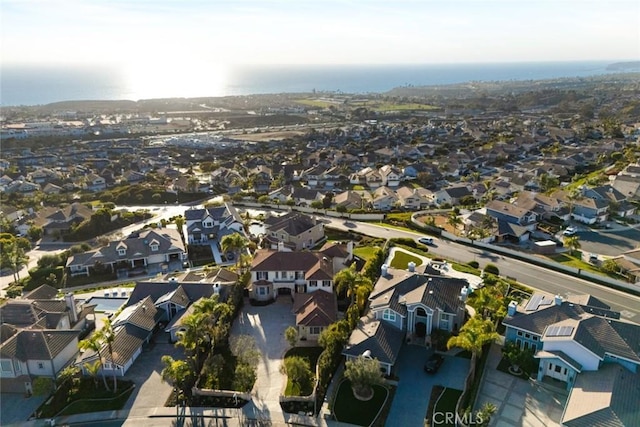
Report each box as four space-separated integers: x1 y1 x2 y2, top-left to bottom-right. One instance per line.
0 286 94 394
395 186 424 210
486 200 538 231
184 203 245 245
250 165 272 192
66 228 187 277
249 249 336 301
84 173 107 192
78 296 160 377
334 190 366 211
343 266 470 375
610 248 640 283
433 185 473 207
513 191 570 222
372 186 398 211
502 292 640 426
263 212 325 251
292 290 337 342
379 165 402 187
583 185 636 218
41 202 93 237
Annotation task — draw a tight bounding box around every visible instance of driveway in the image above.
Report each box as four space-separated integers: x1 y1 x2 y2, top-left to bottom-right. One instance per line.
386 344 470 427
121 331 185 425
0 393 46 426
573 227 640 257
475 343 567 426
231 297 295 423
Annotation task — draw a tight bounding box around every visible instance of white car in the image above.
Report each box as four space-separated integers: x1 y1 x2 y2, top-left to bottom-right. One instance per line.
418 237 434 245
563 227 577 236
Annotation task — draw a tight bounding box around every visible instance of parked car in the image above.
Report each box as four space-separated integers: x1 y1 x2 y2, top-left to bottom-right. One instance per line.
424 353 444 373
563 226 577 236
418 236 434 246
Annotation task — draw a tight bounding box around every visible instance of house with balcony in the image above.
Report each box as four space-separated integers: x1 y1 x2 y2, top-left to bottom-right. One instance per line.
184 203 245 245
66 228 187 278
249 249 337 301
342 266 470 375
502 292 640 426
263 212 325 251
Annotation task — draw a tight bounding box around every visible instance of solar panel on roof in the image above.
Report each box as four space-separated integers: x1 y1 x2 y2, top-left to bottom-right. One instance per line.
525 294 543 311
546 325 560 336
546 325 574 337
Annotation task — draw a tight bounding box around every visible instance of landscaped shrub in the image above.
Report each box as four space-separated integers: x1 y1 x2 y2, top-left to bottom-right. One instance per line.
484 263 500 276
467 260 479 269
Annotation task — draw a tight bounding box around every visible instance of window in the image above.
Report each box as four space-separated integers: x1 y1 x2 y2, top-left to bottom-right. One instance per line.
382 309 396 322
257 271 268 280
524 333 531 339
554 365 562 373
204 221 213 228
37 362 44 369
309 280 318 287
117 248 126 256
1 360 11 372
150 244 158 251
532 336 539 341
322 280 331 287
258 287 267 296
517 331 523 336
310 326 321 335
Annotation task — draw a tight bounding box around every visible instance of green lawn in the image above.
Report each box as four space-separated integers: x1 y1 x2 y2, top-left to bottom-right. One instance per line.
36 379 134 418
433 388 463 427
390 251 423 269
283 347 323 397
547 253 601 274
333 380 389 426
353 245 379 261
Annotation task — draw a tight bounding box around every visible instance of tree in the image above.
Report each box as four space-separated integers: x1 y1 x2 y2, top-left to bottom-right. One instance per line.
98 319 118 393
28 225 43 241
56 364 80 389
501 341 535 375
161 355 194 414
285 326 298 347
32 377 55 396
447 317 499 358
230 335 260 366
79 336 110 391
447 211 462 235
601 258 619 275
83 360 102 389
334 264 373 312
281 356 313 395
220 232 247 270
344 356 384 400
563 235 581 256
176 312 209 373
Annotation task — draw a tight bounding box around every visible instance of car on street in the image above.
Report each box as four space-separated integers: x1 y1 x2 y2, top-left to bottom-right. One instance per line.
563 226 577 236
418 236 434 246
424 353 444 373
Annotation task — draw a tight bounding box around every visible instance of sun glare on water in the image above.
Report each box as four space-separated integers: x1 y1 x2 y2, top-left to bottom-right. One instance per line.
123 61 228 101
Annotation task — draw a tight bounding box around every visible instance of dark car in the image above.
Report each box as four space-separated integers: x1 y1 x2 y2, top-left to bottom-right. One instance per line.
424 353 444 373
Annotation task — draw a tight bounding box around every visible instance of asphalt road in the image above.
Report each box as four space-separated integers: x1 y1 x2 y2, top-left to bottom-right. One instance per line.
323 218 640 324
573 228 640 257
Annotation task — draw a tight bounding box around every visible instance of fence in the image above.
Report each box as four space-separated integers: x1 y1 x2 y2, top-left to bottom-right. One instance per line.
231 201 385 221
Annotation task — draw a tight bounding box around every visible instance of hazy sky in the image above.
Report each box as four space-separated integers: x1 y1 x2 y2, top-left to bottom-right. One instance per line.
2 0 639 67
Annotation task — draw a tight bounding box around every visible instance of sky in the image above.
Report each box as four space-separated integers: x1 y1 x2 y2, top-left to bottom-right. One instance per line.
1 0 639 68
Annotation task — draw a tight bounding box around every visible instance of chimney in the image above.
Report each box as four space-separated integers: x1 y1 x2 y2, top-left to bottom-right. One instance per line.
507 300 518 316
381 264 388 277
213 282 220 294
408 262 416 272
277 241 285 252
554 295 563 306
346 241 354 260
65 292 78 324
460 287 468 302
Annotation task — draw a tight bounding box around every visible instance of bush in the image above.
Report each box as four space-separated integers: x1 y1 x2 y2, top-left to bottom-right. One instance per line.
467 260 479 269
484 263 500 276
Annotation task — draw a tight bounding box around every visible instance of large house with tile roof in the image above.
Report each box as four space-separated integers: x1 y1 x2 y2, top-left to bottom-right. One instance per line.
263 211 325 251
66 228 187 278
0 285 94 394
342 266 470 375
292 289 337 342
502 292 640 426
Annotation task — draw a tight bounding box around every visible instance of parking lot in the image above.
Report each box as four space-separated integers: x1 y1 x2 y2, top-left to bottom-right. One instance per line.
385 345 470 427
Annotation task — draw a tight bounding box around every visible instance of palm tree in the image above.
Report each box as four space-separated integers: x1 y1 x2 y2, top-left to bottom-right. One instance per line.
447 211 463 235
447 317 499 359
99 319 118 393
161 355 194 418
174 216 185 242
83 360 102 389
176 312 209 373
79 336 109 391
334 264 373 312
563 235 581 256
220 232 247 270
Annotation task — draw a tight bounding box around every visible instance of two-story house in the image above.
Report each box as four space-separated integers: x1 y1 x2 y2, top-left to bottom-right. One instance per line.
41 202 93 237
379 165 402 187
342 266 469 375
263 212 325 251
249 249 336 301
184 203 245 245
66 228 187 277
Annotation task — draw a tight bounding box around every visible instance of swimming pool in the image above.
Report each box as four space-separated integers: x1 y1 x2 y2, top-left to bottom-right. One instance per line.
84 296 128 313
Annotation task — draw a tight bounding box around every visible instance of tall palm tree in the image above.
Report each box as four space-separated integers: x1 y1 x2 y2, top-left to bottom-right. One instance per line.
563 235 581 256
79 336 110 391
83 360 102 389
334 264 373 312
220 232 247 269
447 317 499 359
447 211 463 235
99 319 118 393
176 312 209 373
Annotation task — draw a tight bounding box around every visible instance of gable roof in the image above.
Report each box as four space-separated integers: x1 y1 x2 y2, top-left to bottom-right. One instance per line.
24 284 59 300
293 290 337 327
263 212 318 236
0 329 79 361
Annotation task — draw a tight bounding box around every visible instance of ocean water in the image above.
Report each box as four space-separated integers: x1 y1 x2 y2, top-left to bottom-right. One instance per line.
0 61 619 107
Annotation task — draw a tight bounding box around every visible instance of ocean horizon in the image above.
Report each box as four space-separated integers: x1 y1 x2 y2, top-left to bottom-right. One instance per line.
0 60 629 107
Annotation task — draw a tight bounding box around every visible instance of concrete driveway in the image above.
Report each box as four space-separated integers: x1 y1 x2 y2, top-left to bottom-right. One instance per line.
386 344 470 427
0 393 47 426
231 297 295 423
574 228 640 257
121 331 185 425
